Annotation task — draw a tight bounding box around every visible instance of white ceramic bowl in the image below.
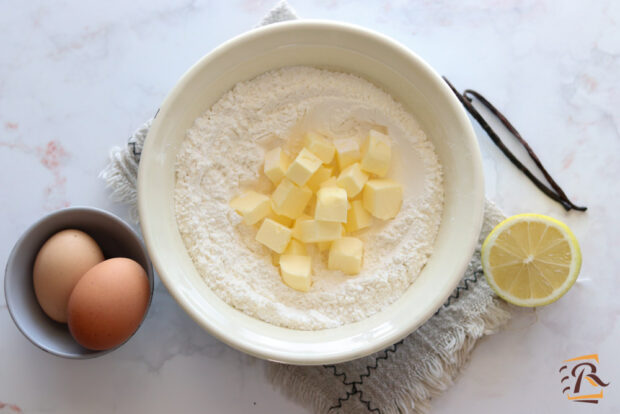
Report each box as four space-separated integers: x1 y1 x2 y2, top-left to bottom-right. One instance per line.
138 21 483 365
5 207 154 358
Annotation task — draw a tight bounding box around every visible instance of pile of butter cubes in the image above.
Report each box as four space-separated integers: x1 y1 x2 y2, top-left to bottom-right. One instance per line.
230 130 402 292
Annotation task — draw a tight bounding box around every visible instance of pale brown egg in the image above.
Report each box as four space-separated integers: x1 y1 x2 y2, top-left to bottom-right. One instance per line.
67 258 150 351
33 229 104 323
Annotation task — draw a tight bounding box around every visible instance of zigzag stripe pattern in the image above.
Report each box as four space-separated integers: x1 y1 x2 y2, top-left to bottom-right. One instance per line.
435 269 483 315
355 341 404 386
328 389 355 412
323 364 353 386
357 389 381 413
324 269 483 412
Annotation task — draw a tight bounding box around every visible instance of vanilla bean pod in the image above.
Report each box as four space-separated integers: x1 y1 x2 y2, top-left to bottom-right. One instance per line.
443 77 586 212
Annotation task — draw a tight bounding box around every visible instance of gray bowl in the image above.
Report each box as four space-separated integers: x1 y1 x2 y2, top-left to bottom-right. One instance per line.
4 206 154 359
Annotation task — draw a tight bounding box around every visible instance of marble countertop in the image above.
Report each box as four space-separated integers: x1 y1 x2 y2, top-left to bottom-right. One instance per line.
1 1 618 413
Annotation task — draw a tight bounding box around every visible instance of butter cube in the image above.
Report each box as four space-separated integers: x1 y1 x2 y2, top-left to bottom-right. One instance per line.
305 132 336 164
279 255 312 292
315 187 348 223
264 147 290 185
264 209 294 227
328 237 363 275
320 176 339 189
346 200 372 232
363 179 403 220
291 214 312 241
273 239 307 265
271 178 313 219
306 165 333 193
304 194 316 216
230 191 271 225
299 220 343 243
286 239 307 255
361 130 391 177
317 241 331 252
286 148 323 187
256 218 293 253
337 162 368 198
334 138 361 170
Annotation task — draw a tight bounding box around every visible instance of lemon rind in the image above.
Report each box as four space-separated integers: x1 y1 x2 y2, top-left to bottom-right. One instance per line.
481 213 581 307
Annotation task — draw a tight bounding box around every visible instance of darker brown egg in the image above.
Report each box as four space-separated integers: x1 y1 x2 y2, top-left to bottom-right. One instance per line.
67 258 150 351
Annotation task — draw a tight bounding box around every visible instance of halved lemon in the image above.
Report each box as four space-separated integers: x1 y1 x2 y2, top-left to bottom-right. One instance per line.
481 214 581 307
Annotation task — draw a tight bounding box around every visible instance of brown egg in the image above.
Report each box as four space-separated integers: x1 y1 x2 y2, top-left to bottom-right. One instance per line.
67 258 150 351
33 229 104 323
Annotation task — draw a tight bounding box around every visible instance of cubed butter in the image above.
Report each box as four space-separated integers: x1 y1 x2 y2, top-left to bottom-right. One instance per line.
304 194 316 216
361 130 391 177
299 219 343 243
306 165 333 193
320 176 338 189
229 191 271 225
264 209 294 227
271 178 313 219
334 138 361 170
291 214 312 241
279 255 312 292
273 239 307 265
256 218 292 253
346 200 372 232
337 162 368 198
328 237 363 275
362 179 403 220
286 148 322 187
286 239 308 255
264 147 290 185
315 187 348 223
317 241 331 252
305 132 335 164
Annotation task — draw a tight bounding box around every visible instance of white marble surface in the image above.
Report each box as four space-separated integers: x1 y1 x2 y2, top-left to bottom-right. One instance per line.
1 1 618 413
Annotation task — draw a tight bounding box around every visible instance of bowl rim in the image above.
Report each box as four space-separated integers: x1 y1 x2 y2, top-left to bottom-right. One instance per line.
138 19 484 364
4 206 155 359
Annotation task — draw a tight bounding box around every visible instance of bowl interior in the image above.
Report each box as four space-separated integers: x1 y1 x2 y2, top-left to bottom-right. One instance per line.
5 207 154 358
139 21 483 364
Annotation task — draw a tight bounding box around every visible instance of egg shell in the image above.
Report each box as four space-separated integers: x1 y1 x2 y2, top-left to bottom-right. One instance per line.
67 257 150 351
33 229 104 323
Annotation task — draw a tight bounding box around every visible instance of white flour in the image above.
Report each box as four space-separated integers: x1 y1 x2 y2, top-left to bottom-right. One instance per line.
174 66 443 330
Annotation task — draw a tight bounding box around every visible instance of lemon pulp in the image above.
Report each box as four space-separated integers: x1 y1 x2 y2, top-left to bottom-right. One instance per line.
481 214 581 307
